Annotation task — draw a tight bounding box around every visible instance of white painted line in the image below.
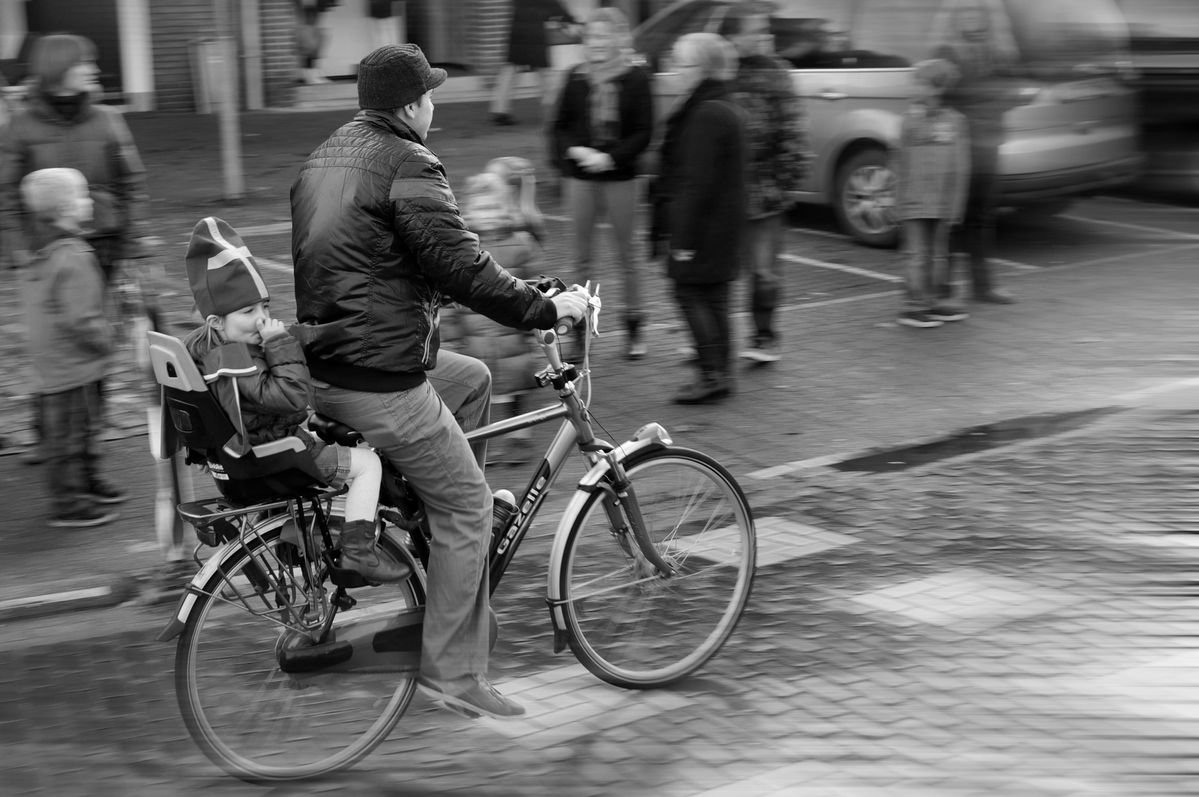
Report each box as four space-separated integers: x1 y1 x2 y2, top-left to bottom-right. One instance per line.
990 257 1039 271
1060 213 1199 240
780 253 902 283
237 221 293 237
0 586 110 612
1046 242 1199 272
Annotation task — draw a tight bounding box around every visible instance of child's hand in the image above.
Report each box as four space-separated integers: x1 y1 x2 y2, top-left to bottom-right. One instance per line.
257 317 287 341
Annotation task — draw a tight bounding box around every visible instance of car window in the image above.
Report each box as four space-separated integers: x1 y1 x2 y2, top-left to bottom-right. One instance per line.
770 0 857 68
1004 0 1130 76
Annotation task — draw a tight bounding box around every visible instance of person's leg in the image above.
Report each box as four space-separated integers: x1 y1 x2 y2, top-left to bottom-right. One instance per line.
604 179 645 354
43 387 95 520
965 143 1004 299
312 382 493 683
341 446 382 522
489 63 519 120
673 282 725 402
930 220 955 307
709 281 733 388
744 213 785 349
569 178 600 286
902 219 933 309
426 350 492 472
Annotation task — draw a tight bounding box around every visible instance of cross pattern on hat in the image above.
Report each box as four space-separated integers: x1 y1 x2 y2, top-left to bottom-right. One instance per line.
200 216 268 299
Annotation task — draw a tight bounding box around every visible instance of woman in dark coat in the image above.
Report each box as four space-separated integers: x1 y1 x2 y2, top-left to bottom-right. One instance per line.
656 32 747 404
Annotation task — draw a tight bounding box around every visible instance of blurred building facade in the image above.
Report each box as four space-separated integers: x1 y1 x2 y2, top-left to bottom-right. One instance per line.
0 0 667 113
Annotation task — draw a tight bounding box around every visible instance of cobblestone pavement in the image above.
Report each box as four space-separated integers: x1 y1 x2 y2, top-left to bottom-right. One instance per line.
2 404 1198 796
2 101 1199 795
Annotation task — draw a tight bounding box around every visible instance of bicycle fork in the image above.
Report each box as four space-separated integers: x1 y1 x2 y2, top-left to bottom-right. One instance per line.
599 451 677 579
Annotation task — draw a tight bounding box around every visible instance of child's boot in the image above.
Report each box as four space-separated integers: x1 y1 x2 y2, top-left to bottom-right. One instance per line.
339 520 410 583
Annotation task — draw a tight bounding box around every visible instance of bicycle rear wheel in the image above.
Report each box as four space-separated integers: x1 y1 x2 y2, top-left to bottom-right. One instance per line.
557 447 755 688
175 516 423 782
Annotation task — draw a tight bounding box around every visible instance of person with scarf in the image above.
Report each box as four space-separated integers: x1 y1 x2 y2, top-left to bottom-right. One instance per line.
552 6 654 360
655 32 747 405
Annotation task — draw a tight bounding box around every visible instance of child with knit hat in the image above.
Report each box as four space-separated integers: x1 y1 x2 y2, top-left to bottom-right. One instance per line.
21 167 123 528
182 216 407 583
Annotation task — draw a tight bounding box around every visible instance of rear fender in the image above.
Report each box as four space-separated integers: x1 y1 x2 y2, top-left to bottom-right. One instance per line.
154 526 280 641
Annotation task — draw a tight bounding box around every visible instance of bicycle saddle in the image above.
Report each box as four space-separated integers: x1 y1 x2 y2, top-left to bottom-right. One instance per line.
309 413 365 447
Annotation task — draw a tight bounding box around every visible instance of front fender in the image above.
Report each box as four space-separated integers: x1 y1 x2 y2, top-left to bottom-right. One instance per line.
544 423 672 644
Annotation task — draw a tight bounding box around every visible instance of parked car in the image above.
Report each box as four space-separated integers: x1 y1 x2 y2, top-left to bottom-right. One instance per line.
634 0 1143 246
1115 0 1199 198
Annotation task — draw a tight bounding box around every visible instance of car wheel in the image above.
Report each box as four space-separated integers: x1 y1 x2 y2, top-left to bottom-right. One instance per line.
833 147 899 248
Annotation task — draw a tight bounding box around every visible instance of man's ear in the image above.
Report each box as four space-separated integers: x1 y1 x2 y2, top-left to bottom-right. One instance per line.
397 101 419 120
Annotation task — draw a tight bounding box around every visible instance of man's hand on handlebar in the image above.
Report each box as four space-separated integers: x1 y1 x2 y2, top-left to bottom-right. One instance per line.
549 289 589 330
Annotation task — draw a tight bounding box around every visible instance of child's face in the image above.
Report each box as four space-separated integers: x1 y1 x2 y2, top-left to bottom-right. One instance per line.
219 300 271 345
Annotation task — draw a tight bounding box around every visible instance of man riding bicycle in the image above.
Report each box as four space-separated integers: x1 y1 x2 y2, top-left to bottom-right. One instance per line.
290 44 587 719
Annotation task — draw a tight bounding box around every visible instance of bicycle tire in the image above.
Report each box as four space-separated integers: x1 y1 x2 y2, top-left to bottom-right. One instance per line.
175 515 423 783
557 447 756 688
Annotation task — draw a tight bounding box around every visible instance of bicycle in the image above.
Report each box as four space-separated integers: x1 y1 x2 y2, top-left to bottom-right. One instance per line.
151 282 757 783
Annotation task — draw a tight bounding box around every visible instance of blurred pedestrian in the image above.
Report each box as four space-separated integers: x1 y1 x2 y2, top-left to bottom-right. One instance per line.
443 159 545 464
552 6 653 359
932 0 1019 304
295 0 336 85
893 58 971 329
655 32 747 405
489 0 578 126
0 33 149 456
0 33 148 282
719 1 809 364
19 168 121 528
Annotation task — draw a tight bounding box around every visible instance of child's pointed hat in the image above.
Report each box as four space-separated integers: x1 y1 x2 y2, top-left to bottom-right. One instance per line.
185 216 269 317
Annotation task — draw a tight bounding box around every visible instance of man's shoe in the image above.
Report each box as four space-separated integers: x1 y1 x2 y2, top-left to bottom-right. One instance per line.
897 310 944 329
626 340 647 360
49 505 119 528
926 305 969 322
417 674 526 720
972 290 1015 305
491 113 516 126
740 339 780 363
673 377 726 405
82 480 127 505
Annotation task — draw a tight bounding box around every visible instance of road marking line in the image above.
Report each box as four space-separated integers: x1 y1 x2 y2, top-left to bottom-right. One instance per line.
1061 214 1199 240
236 221 293 237
780 253 902 283
1045 242 1199 272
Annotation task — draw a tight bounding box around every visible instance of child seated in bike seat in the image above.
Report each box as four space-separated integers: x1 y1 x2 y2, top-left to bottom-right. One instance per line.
442 158 544 465
182 217 408 583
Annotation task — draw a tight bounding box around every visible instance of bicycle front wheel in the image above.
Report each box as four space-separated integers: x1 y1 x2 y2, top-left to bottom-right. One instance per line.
175 517 423 782
557 447 756 688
